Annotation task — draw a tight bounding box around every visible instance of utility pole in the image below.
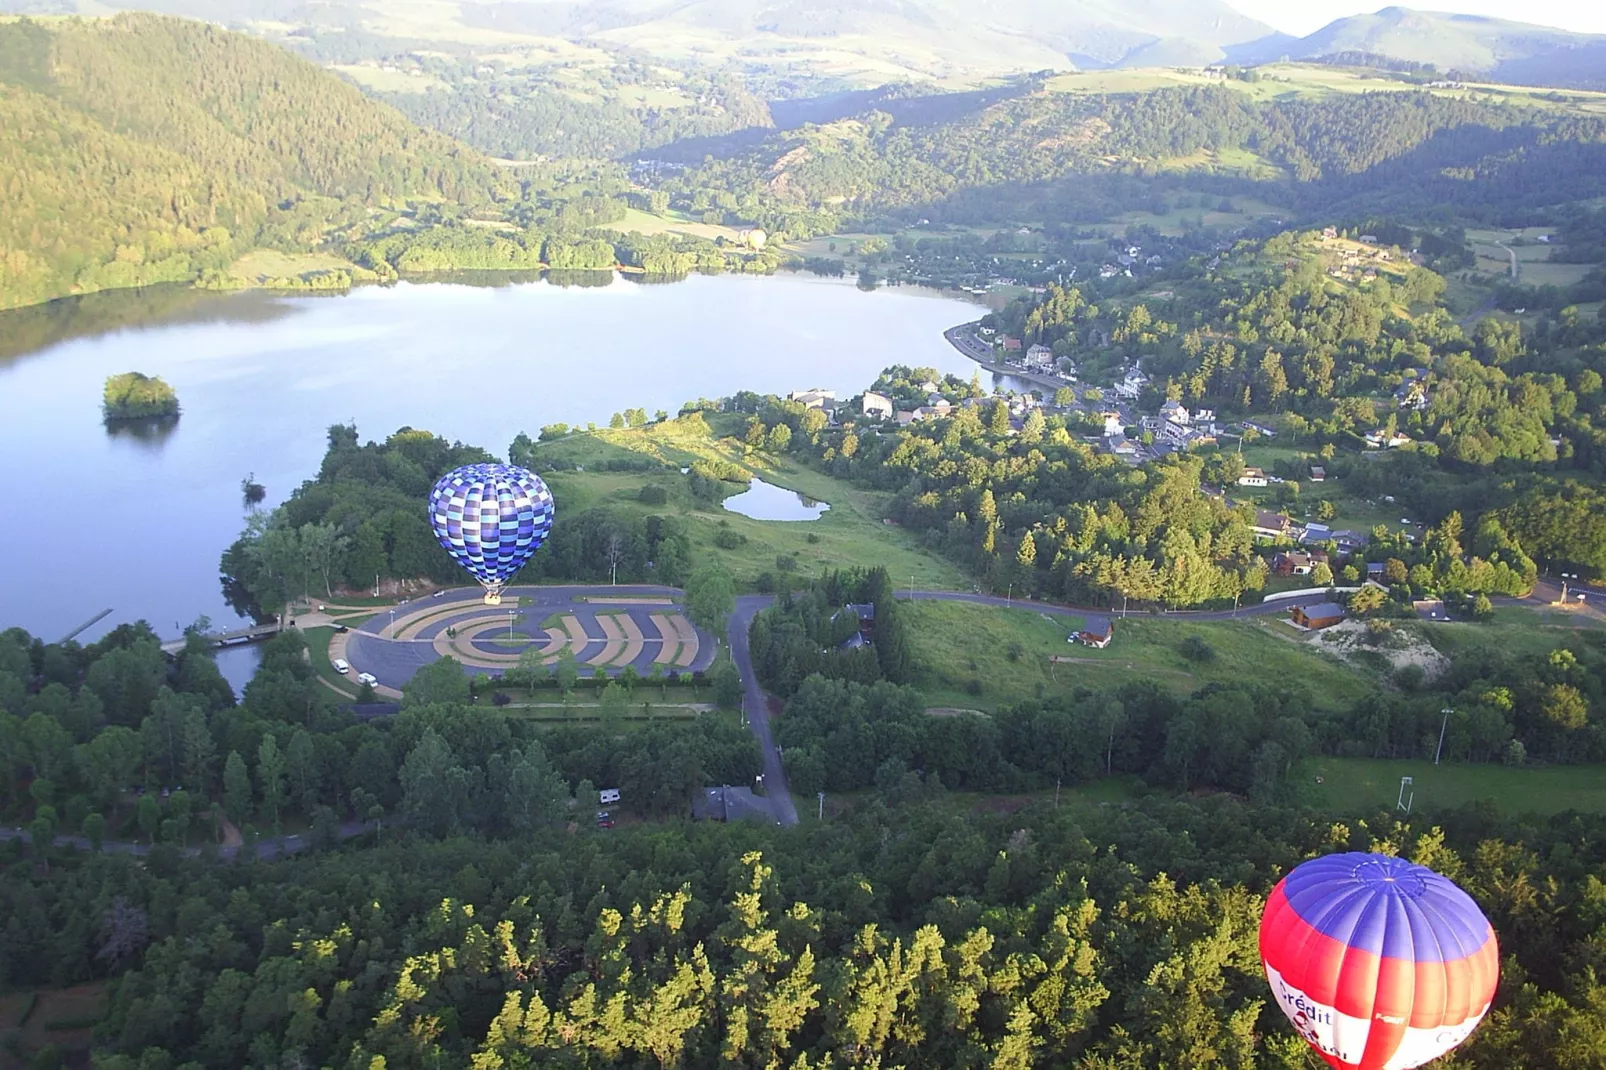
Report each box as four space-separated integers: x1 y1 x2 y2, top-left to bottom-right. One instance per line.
817 792 825 820
1055 778 1061 807
1435 707 1452 766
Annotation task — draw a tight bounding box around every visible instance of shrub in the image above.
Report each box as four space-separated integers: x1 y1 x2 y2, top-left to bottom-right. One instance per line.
714 527 746 549
1180 636 1216 662
492 691 511 707
637 485 668 505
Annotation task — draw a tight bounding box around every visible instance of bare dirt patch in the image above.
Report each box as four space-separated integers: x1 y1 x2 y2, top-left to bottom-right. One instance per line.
1311 619 1449 681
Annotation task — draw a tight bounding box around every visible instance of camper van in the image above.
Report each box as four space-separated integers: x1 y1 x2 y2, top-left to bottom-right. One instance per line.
333 659 350 674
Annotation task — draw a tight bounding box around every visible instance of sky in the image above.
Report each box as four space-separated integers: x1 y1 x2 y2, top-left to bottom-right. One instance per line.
1223 0 1606 36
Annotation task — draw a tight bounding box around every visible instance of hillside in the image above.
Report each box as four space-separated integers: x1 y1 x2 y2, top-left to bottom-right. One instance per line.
671 81 1606 230
1236 7 1606 89
0 13 505 310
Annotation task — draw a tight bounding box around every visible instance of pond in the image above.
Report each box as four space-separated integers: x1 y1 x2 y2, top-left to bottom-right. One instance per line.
722 477 831 521
0 271 1009 686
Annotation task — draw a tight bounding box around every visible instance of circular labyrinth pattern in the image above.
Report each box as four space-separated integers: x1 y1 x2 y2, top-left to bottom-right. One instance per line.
350 589 709 686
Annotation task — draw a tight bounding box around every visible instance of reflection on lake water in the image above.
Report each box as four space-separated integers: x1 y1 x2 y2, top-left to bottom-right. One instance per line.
0 271 1008 681
723 477 831 521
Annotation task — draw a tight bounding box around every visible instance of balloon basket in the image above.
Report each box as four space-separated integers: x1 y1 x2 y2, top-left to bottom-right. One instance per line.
483 590 502 606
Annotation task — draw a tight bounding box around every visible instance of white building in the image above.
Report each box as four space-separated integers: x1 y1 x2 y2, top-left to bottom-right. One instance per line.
861 392 895 419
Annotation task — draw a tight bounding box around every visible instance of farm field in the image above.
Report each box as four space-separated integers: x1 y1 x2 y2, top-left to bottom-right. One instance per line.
902 600 1382 713
1310 756 1606 817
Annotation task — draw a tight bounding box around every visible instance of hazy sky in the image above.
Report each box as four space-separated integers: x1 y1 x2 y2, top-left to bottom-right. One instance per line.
1224 0 1606 36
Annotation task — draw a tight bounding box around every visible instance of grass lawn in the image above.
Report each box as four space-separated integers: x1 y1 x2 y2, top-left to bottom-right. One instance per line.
1309 756 1606 817
303 625 359 699
529 420 969 590
1421 614 1606 662
227 249 360 284
902 600 1382 712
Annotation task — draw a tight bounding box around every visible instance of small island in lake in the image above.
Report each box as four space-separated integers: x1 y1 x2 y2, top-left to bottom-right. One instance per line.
102 371 180 421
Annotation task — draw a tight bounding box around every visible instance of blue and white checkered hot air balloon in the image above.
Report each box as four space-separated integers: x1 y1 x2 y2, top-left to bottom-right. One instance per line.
428 463 555 604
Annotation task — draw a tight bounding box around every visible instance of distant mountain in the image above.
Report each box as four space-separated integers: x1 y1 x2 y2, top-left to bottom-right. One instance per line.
0 0 1278 78
457 0 1278 73
1233 7 1606 88
0 13 502 310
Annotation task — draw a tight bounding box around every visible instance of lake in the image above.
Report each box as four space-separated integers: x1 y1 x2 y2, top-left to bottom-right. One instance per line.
723 477 830 521
0 271 998 683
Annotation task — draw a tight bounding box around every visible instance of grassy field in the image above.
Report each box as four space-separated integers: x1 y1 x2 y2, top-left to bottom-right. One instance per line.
330 63 446 93
1309 757 1606 817
530 419 968 590
227 249 360 284
602 207 744 243
902 600 1382 712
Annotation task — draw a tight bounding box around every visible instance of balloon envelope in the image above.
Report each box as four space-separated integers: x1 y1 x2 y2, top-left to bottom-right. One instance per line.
1260 852 1498 1070
428 463 554 594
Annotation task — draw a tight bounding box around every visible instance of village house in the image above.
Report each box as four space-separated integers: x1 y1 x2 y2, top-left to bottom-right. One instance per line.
788 388 836 409
1238 467 1269 487
1072 615 1114 649
861 392 895 419
1252 509 1297 541
1309 466 1326 482
1160 400 1190 425
1105 433 1138 458
1023 344 1056 372
1364 429 1412 449
1291 602 1347 630
1273 551 1314 576
1104 412 1125 437
1395 379 1429 411
1002 336 1023 352
1301 523 1332 546
1332 530 1369 555
1322 226 1338 240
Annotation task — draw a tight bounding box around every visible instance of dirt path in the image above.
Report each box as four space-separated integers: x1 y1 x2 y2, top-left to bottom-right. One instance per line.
217 813 244 849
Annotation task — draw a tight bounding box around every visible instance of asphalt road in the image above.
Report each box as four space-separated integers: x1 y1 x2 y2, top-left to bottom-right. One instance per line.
729 595 798 827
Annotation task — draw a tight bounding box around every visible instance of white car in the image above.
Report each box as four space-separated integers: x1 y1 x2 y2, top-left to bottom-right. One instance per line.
333 658 350 674
357 672 377 686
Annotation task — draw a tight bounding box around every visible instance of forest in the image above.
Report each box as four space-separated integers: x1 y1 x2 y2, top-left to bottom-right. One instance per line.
2 608 1606 1068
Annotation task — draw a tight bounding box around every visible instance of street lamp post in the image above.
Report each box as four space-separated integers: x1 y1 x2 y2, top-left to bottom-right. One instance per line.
388 609 395 638
817 791 825 820
1561 572 1577 605
1435 707 1452 766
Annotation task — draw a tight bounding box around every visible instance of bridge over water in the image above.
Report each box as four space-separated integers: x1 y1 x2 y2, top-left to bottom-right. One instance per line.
160 620 284 655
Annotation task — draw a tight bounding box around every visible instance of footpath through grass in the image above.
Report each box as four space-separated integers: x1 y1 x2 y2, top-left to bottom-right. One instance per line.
903 600 1381 712
1309 757 1606 817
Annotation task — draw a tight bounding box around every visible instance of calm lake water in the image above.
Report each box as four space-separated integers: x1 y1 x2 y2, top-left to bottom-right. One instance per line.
0 272 994 682
723 477 830 521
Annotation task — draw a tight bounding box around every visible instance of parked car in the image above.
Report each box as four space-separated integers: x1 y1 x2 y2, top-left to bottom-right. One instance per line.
596 811 614 829
333 658 350 674
357 672 377 686
433 590 446 598
333 624 348 634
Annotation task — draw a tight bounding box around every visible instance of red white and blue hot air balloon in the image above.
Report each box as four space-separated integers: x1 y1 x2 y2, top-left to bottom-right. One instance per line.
1260 852 1499 1070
